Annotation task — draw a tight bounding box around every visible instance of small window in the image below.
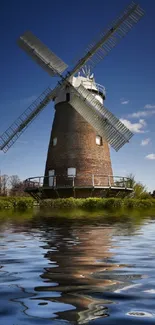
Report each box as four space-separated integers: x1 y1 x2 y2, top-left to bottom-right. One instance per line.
53 137 57 146
96 135 102 146
67 167 76 177
66 93 70 102
49 169 55 187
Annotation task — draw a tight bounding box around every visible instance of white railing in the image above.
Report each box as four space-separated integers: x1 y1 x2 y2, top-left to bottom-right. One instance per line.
81 80 106 98
24 174 133 190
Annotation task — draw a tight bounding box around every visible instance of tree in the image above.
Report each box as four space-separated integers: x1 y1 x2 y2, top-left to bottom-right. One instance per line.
0 173 28 197
14 181 29 196
125 173 135 188
9 175 20 191
0 174 9 196
126 173 151 199
9 175 28 196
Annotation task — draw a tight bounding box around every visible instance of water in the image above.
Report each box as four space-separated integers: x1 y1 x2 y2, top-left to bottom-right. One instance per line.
0 211 155 324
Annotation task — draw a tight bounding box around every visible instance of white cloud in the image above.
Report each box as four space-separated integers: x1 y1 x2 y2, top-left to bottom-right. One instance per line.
120 118 147 133
145 104 155 109
145 154 155 160
128 110 155 118
121 99 129 105
141 138 150 146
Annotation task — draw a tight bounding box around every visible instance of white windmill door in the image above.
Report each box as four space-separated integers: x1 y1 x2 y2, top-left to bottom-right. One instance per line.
49 169 55 187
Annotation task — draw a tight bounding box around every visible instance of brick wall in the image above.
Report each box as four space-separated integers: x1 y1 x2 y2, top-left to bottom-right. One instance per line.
44 101 113 190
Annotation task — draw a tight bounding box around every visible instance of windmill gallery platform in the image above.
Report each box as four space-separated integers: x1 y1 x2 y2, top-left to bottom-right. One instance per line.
24 174 133 200
0 2 144 200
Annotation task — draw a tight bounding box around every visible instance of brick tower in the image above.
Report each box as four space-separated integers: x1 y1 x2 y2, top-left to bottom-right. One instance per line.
44 74 113 198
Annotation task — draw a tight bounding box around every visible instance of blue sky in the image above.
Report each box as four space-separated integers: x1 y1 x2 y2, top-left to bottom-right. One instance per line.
0 0 154 191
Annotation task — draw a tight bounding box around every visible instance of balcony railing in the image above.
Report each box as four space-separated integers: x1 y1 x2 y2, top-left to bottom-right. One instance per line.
24 174 133 190
81 80 106 98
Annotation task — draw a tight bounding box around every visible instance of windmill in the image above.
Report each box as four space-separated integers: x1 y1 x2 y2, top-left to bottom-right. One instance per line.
0 2 144 199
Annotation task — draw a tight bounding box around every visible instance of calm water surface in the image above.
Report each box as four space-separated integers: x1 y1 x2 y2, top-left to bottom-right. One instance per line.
0 212 155 324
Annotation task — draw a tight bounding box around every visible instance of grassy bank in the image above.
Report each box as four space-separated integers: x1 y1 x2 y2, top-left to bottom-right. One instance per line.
0 197 34 210
0 197 155 211
40 197 155 210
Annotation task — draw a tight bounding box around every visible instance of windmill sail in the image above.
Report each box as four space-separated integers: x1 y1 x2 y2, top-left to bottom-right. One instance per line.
18 31 68 76
70 2 144 75
69 84 133 151
0 87 58 152
0 2 144 153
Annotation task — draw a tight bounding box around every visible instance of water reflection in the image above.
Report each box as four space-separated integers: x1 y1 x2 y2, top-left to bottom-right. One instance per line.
37 226 118 323
0 213 155 324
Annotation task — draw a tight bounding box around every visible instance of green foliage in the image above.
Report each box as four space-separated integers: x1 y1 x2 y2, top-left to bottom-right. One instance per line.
132 182 150 198
123 198 154 209
41 197 155 211
15 199 34 210
0 200 9 210
126 173 135 188
79 198 101 209
0 197 34 210
0 196 155 212
41 197 77 209
126 173 151 199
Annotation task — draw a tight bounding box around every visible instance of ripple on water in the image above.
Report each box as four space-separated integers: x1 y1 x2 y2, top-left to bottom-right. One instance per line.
127 311 155 318
0 216 155 324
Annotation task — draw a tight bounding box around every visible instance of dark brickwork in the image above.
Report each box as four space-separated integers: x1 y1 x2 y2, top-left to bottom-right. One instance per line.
44 100 113 195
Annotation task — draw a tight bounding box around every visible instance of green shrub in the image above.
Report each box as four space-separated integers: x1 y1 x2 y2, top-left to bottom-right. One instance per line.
41 197 78 209
124 198 155 209
102 198 123 209
0 197 34 210
80 198 101 209
40 197 155 211
0 196 155 212
0 200 9 210
16 199 34 210
126 174 152 199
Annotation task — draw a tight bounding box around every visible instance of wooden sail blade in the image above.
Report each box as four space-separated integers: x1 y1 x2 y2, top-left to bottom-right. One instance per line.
69 2 144 75
69 84 133 151
18 31 68 76
0 87 58 152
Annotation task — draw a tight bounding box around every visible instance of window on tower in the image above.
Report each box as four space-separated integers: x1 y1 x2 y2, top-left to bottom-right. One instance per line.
48 169 55 187
52 137 57 146
66 93 70 102
96 135 102 146
67 167 76 177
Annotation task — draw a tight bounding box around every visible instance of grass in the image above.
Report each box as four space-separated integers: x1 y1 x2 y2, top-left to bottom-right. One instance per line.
0 197 155 212
40 197 155 210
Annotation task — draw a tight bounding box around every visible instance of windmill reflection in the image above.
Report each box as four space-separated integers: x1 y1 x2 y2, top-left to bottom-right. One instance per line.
34 224 121 324
0 215 146 324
